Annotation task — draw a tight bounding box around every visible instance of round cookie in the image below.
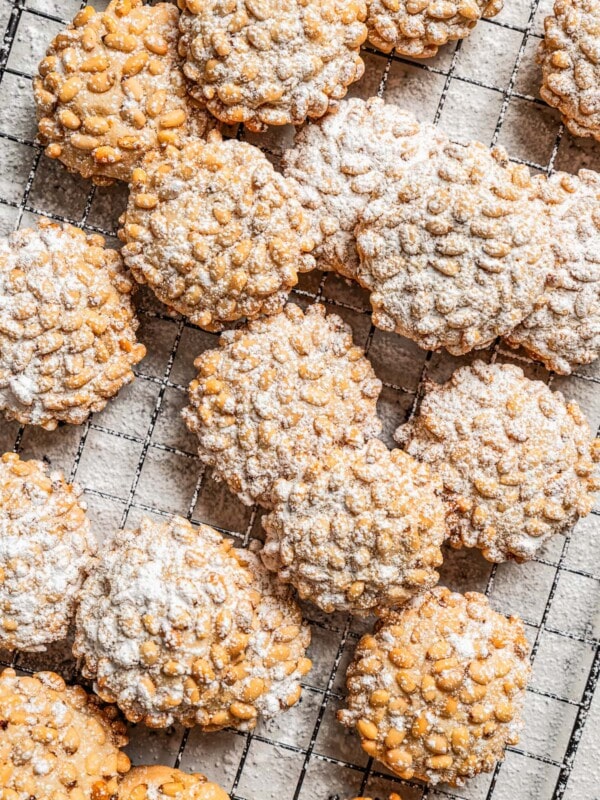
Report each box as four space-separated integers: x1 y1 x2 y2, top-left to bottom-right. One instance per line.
0 452 95 652
366 0 503 58
355 140 551 355
339 587 530 786
282 97 438 280
120 137 315 330
119 766 229 800
539 0 600 142
34 0 216 185
505 170 600 375
0 218 145 429
396 361 600 562
178 0 367 132
261 439 447 614
183 303 382 508
0 668 130 798
74 516 311 730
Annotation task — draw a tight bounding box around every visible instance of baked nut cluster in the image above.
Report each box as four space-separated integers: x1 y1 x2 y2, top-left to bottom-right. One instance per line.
366 0 503 58
355 140 550 355
261 439 447 614
397 361 600 562
183 303 382 507
179 0 368 131
339 588 530 786
539 0 600 142
505 170 600 374
0 668 131 799
74 515 311 730
0 453 95 652
120 137 315 330
34 0 216 185
282 97 439 279
0 218 145 429
119 766 229 800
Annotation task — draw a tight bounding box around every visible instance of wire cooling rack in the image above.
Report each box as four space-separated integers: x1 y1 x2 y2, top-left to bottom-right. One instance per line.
0 1 599 798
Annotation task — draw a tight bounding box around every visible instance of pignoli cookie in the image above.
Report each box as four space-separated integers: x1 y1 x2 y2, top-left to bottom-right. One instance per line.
539 0 600 142
183 303 382 508
178 0 368 131
282 97 438 279
0 453 95 652
339 587 530 786
120 137 315 330
0 219 145 429
261 439 447 614
119 765 230 800
505 170 600 375
0 668 130 799
74 516 311 730
396 361 600 562
356 140 551 355
366 0 503 58
34 0 217 185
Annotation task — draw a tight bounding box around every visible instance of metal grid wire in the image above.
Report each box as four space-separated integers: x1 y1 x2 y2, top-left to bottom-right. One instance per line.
0 1 599 798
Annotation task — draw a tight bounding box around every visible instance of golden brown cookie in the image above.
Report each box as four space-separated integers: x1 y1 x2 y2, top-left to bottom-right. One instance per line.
539 0 600 142
0 668 130 799
339 587 530 786
183 303 382 508
0 218 145 429
261 440 447 614
119 766 229 800
0 452 95 652
120 137 315 330
356 140 551 356
505 170 600 374
34 0 217 185
74 516 311 730
178 0 367 131
366 0 503 58
396 361 600 562
282 97 439 280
